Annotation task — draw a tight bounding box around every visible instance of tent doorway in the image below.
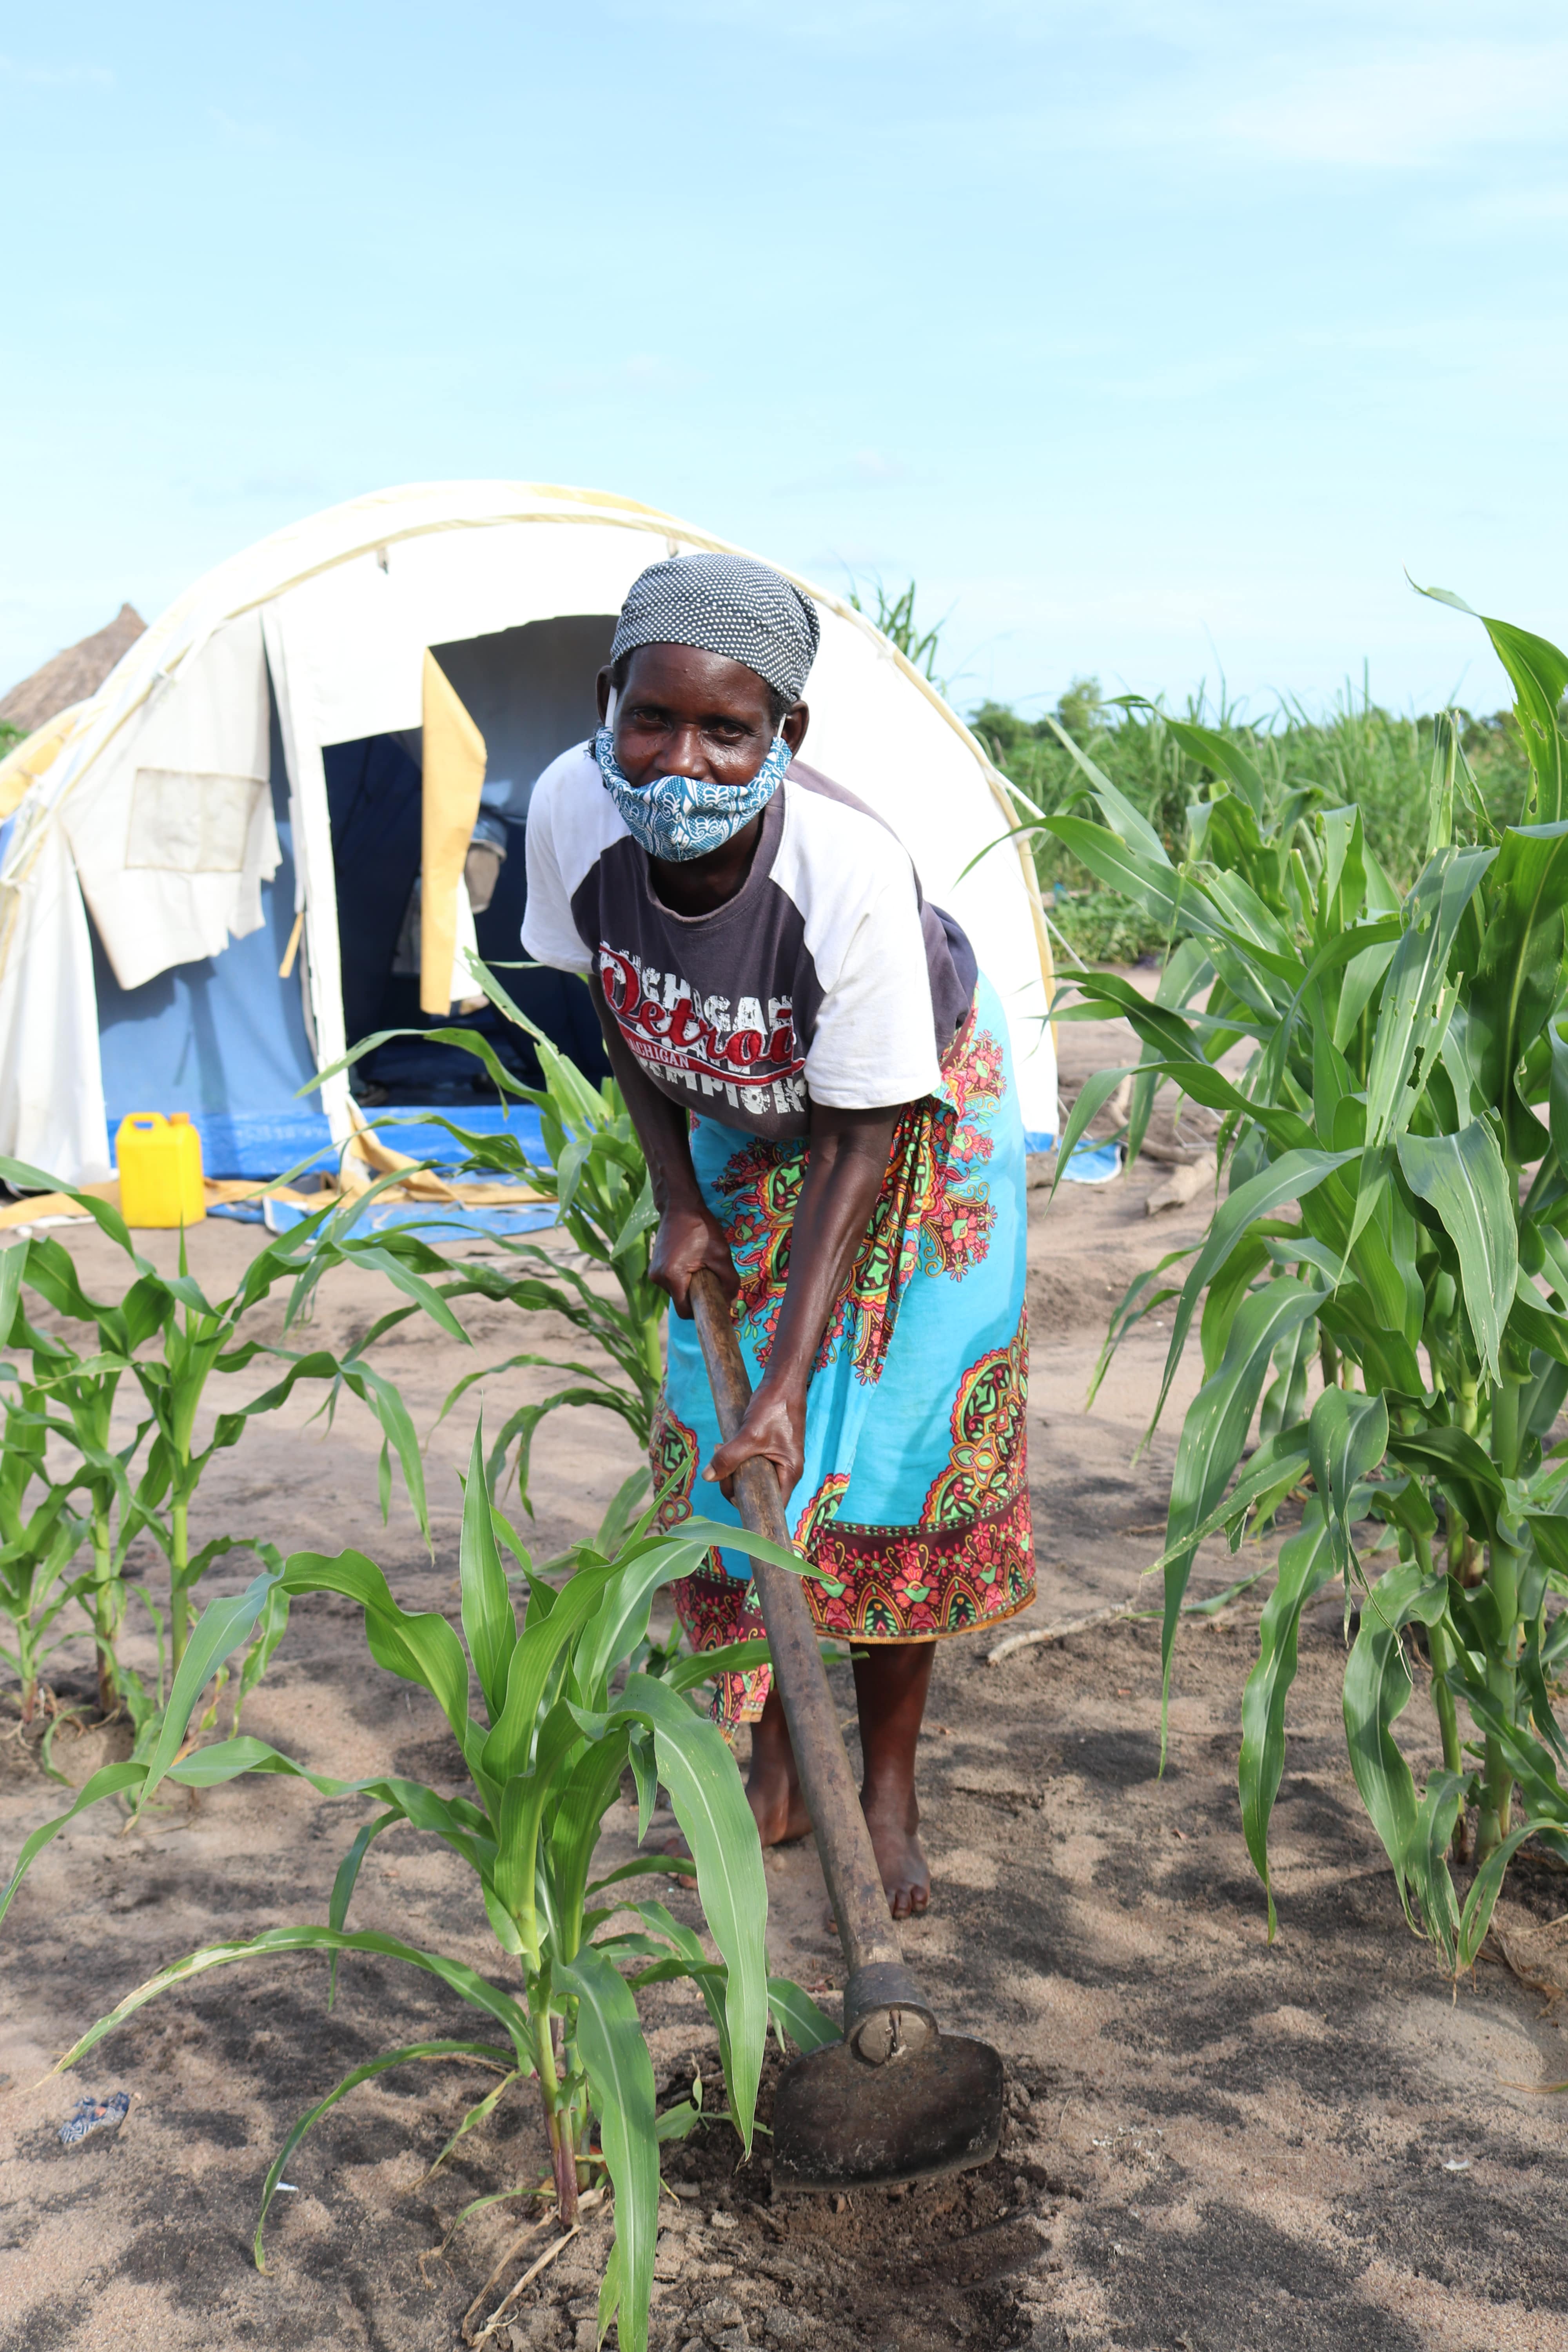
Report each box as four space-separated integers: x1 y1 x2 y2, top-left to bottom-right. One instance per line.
323 612 613 1103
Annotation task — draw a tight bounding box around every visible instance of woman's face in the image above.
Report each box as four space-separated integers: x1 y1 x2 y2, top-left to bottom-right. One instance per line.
595 643 808 788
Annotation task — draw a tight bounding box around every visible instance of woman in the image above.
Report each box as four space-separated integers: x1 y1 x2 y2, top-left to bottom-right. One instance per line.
523 554 1032 1916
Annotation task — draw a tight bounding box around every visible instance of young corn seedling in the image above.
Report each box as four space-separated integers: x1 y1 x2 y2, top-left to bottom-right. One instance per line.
0 1430 831 2352
311 955 668 1503
0 1375 93 1734
1022 597 1568 1972
6 1260 152 1719
1 1164 455 1722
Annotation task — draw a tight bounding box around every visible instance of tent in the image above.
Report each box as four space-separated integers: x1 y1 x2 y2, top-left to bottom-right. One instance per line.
0 483 1058 1187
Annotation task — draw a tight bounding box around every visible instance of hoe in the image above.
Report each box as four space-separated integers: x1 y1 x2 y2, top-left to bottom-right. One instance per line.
690 1270 1006 2193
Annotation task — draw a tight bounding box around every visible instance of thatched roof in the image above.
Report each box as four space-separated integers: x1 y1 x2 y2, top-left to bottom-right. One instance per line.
0 603 146 736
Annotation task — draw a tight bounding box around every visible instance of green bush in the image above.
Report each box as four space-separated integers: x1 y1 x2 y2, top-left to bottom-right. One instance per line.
1047 891 1169 967
974 677 1537 899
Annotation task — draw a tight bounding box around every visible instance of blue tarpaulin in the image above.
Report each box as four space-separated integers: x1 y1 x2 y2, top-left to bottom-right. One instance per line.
94 761 325 1178
261 1194 557 1241
1058 1139 1126 1183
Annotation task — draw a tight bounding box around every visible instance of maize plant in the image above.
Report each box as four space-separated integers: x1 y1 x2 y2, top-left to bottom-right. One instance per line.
0 1429 831 2352
0 1376 91 1733
1034 593 1568 1971
2 1242 150 1718
0 1176 461 1712
313 956 668 1504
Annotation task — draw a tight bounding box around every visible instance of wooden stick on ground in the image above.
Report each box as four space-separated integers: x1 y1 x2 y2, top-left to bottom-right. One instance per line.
468 2218 585 2344
457 2183 606 2336
456 2217 550 2330
986 1601 1138 1664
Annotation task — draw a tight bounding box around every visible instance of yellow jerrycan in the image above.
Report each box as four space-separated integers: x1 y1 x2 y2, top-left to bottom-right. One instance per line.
115 1112 206 1229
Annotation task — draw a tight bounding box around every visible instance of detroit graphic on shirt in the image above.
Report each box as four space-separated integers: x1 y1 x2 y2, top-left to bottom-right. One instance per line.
594 946 807 1120
521 742 977 1142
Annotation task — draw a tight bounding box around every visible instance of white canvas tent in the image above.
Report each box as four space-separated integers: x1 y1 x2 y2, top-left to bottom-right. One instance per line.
0 482 1058 1185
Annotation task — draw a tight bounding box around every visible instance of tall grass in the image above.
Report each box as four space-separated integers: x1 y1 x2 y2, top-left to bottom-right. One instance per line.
848 576 949 689
839 571 1535 957
973 676 1537 959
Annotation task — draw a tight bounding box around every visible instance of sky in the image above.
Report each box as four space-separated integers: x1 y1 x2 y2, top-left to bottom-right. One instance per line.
3 0 1565 723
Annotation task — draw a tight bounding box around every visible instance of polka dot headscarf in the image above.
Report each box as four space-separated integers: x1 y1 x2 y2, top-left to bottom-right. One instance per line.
610 553 822 706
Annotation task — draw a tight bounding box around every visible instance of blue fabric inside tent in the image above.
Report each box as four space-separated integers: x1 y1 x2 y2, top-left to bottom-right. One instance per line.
324 726 608 1112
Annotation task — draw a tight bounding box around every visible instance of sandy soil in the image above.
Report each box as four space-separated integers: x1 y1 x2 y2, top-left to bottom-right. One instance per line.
2 1008 1566 2352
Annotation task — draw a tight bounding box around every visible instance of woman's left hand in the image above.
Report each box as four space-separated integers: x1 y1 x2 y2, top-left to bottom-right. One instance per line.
701 1103 900 1510
704 1377 807 1503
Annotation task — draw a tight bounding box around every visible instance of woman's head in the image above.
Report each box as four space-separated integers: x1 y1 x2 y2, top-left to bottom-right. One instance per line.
597 642 806 789
597 553 818 785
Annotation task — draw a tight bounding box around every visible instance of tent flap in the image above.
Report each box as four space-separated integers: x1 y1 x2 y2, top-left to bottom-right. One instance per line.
62 608 278 989
0 818 109 1179
419 650 487 1014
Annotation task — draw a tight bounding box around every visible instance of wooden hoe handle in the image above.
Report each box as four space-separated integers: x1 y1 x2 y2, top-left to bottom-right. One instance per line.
687 1269 935 2062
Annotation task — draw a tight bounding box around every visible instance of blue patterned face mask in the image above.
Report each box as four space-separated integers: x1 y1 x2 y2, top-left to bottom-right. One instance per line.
593 720 791 863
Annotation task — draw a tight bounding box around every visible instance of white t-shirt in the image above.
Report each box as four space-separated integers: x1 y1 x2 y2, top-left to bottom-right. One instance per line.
521 743 976 1140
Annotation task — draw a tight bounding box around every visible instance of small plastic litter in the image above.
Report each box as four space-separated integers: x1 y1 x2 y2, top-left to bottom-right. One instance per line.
1059 1139 1126 1187
59 2092 129 2147
1443 2158 1472 2172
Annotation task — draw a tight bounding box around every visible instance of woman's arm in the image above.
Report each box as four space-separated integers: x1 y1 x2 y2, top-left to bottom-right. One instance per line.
592 975 902 1499
706 1101 901 1502
589 975 739 1312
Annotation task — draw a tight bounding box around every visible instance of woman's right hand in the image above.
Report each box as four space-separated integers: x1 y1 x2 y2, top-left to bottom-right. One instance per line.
650 1202 741 1319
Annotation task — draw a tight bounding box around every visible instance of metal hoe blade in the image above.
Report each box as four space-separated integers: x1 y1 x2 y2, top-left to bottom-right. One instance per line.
772 2031 1005 2192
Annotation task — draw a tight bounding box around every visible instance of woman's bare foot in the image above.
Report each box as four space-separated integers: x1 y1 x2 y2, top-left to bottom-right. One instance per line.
861 1788 930 1918
746 1686 813 1846
853 1642 937 1918
687 1648 939 1915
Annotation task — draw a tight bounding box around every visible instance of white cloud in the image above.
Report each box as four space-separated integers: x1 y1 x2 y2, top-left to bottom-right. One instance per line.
1211 39 1568 167
183 469 328 509
720 8 1568 178
1088 354 1266 404
774 448 914 496
920 37 1568 174
530 352 706 399
1426 183 1568 232
240 470 325 499
606 0 1048 39
0 53 112 87
209 107 279 150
